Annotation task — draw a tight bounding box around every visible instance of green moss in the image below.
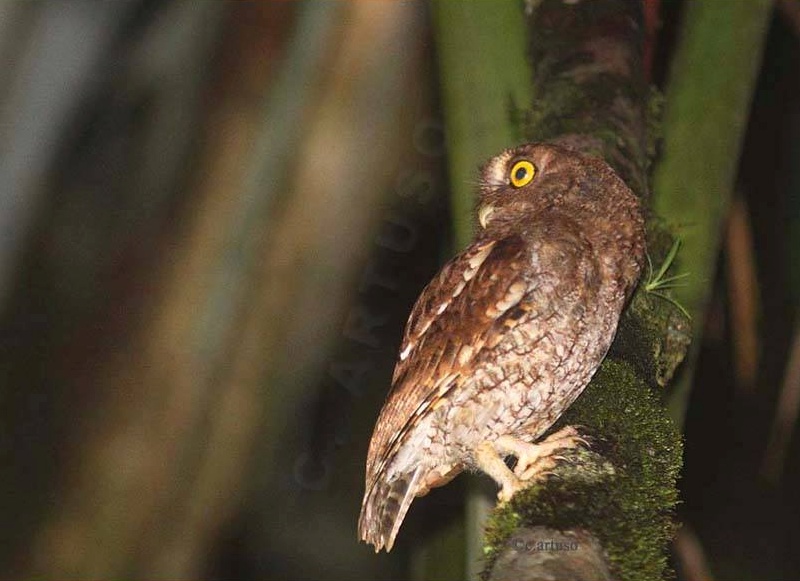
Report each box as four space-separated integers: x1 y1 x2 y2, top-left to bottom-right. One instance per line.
482 361 683 581
524 76 639 145
612 291 691 391
606 217 691 391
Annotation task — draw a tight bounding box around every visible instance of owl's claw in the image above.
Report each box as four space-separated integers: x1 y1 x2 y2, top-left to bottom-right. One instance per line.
497 480 519 504
495 457 561 502
496 459 556 503
497 425 588 481
478 425 589 504
476 441 523 504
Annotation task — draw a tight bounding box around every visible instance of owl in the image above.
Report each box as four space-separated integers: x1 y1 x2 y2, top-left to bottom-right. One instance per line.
358 143 645 552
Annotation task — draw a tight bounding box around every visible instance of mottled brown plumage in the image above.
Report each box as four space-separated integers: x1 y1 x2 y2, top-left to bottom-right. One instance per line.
358 143 645 552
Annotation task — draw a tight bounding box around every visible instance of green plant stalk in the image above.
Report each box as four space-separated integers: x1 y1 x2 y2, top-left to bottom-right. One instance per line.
653 0 773 425
432 1 533 251
429 2 532 580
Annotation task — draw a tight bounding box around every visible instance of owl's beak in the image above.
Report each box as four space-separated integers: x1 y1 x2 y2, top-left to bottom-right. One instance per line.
478 204 495 229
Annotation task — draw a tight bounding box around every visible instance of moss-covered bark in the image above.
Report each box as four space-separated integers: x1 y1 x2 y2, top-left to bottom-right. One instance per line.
519 0 651 199
434 1 687 580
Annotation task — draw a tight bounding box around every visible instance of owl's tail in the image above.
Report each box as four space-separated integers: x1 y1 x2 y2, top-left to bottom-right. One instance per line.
358 468 422 552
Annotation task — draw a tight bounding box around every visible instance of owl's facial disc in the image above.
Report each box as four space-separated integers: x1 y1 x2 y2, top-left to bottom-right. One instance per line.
478 204 495 229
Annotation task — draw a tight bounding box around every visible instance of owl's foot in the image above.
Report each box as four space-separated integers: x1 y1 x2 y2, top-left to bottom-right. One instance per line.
475 441 523 503
475 427 588 503
496 426 587 482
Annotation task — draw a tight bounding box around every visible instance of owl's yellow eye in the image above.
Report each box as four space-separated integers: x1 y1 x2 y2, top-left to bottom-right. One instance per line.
509 160 536 188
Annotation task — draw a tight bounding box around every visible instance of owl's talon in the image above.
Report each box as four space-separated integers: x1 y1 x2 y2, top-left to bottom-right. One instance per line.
497 480 521 504
516 456 557 482
479 427 587 504
476 441 525 503
496 425 588 481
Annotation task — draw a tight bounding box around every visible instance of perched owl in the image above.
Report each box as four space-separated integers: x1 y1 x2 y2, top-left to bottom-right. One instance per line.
358 143 645 552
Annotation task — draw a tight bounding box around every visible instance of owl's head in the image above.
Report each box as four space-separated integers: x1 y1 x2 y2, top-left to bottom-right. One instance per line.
476 143 640 235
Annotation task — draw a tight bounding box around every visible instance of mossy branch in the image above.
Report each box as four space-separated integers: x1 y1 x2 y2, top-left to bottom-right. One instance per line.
484 360 682 581
434 1 686 580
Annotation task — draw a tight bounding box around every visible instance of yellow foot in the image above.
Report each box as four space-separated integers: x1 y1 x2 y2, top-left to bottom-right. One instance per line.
496 425 588 481
497 475 524 504
475 441 522 503
475 426 588 503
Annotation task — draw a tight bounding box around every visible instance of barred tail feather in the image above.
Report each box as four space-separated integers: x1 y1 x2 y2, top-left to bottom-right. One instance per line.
358 468 422 552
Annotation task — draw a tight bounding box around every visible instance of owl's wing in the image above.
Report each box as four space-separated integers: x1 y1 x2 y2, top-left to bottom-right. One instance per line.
365 233 569 487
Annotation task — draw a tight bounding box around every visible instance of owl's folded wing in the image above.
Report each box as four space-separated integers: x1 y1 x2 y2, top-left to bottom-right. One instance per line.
365 232 579 486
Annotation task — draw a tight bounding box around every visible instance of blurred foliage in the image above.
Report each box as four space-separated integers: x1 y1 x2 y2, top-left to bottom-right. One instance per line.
653 0 773 424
